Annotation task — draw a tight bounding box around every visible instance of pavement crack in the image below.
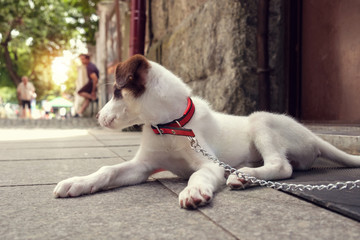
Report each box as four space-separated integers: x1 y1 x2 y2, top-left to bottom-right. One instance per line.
0 156 117 162
0 183 56 188
154 178 240 240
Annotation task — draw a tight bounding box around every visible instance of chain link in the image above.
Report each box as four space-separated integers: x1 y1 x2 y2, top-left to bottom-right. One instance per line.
187 136 360 192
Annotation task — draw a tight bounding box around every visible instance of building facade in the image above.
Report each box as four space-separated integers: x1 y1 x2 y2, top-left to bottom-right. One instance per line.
92 0 360 124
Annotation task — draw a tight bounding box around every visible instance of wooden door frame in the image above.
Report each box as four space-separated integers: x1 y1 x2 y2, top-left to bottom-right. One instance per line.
284 0 302 119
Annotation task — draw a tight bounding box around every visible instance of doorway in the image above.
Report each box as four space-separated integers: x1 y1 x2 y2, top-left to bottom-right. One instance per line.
286 0 360 124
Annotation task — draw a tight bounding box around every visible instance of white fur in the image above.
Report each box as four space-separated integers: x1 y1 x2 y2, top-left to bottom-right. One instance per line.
54 60 360 209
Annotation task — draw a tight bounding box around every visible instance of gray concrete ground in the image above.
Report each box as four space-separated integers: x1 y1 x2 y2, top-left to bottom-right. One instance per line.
0 118 359 240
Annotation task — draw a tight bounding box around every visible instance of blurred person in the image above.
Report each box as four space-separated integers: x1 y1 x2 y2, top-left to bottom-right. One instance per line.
17 76 36 118
59 107 66 119
73 64 87 116
0 96 5 118
43 100 52 119
74 54 99 117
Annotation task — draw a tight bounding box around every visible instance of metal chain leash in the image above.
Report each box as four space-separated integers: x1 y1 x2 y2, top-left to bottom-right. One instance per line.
187 136 360 191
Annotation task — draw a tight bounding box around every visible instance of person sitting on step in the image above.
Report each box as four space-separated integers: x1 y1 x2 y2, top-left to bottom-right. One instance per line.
75 54 99 117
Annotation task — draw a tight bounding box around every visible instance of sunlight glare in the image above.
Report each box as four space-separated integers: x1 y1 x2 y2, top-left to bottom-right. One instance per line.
70 37 88 54
51 38 87 87
11 29 19 38
51 51 73 86
25 37 33 46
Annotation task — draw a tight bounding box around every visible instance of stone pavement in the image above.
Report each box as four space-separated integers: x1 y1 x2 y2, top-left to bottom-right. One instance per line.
0 118 359 240
0 117 100 129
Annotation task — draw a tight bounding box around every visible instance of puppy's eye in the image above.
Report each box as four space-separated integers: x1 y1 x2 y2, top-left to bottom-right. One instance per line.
114 88 122 98
127 75 133 81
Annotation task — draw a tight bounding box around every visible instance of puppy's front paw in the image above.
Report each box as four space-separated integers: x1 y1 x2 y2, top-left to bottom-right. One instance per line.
53 176 100 198
179 185 213 209
226 174 250 190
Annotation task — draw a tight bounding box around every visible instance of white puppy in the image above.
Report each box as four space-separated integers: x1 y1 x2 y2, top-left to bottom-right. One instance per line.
54 55 360 209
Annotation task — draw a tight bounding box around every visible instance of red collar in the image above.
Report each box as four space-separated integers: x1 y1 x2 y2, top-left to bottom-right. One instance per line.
151 97 195 137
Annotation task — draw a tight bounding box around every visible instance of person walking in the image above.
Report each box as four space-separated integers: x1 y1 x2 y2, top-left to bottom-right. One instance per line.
17 76 36 119
75 54 99 117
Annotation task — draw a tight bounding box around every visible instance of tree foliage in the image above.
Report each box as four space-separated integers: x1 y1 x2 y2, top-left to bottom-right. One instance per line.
0 0 100 102
63 0 101 45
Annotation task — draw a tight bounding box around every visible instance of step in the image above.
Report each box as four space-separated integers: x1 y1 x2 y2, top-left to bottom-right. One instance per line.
306 125 360 155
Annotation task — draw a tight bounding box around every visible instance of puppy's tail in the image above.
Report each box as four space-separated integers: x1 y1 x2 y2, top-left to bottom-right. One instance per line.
316 136 360 167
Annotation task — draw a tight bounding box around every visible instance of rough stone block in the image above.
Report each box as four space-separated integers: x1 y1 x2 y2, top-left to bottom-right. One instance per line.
148 0 258 115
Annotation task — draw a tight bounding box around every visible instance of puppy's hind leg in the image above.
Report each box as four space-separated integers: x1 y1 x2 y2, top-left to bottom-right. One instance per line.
227 130 293 189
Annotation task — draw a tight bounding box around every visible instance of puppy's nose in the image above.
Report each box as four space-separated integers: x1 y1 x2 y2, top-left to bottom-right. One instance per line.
96 113 100 119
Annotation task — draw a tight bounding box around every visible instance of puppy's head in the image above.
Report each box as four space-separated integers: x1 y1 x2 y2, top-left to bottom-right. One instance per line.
98 54 150 129
114 54 149 98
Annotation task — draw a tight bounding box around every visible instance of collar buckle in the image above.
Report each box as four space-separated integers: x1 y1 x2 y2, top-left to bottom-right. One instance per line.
151 97 195 137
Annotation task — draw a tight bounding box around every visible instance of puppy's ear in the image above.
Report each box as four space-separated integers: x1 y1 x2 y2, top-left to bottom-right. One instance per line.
115 54 150 97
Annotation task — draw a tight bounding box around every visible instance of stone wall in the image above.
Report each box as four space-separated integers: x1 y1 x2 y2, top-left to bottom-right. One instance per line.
268 0 284 113
147 0 284 115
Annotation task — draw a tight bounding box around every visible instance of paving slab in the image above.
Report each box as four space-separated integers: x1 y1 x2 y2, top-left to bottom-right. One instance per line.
0 126 359 240
107 146 141 160
158 178 360 240
88 129 142 147
0 118 100 129
0 184 236 240
0 129 92 141
98 138 141 147
0 147 117 161
88 128 142 140
200 187 360 240
0 138 104 150
0 158 125 186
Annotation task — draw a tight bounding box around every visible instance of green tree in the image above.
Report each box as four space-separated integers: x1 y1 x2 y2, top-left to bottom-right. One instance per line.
0 0 100 100
63 0 101 45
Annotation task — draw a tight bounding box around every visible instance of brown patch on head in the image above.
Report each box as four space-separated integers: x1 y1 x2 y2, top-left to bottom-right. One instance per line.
114 54 150 99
